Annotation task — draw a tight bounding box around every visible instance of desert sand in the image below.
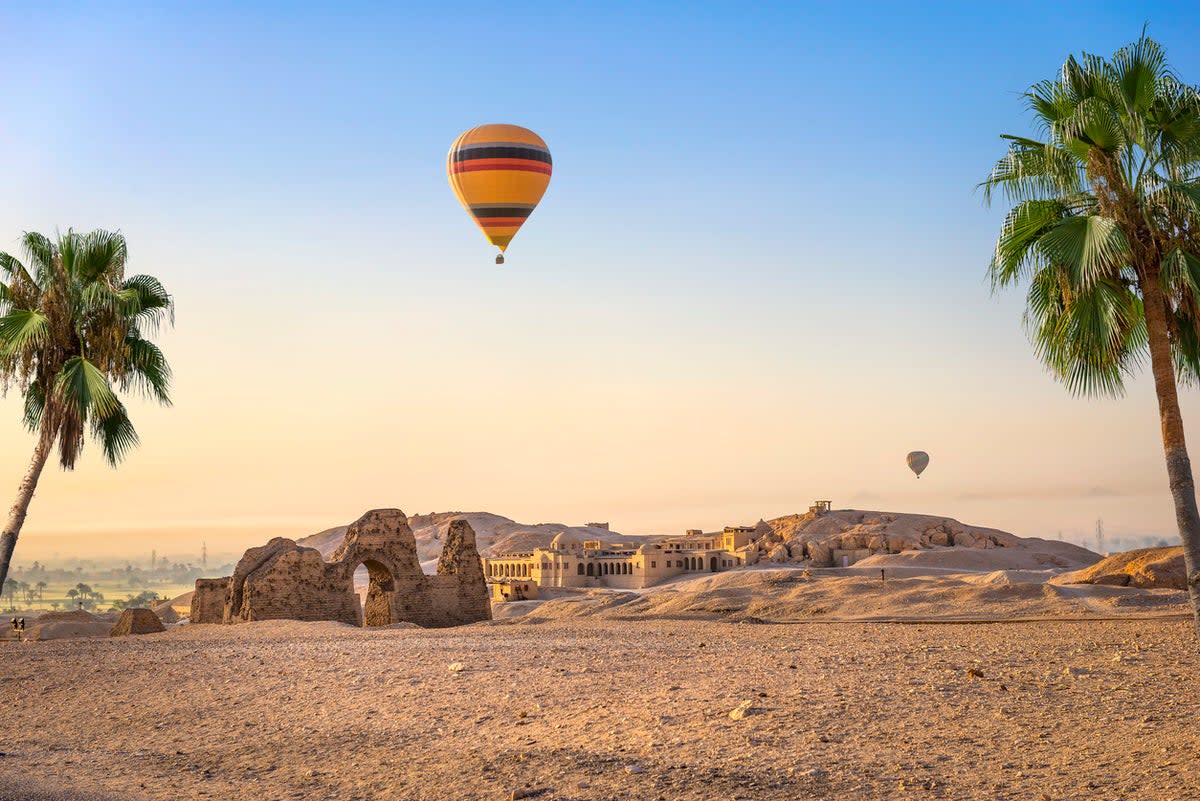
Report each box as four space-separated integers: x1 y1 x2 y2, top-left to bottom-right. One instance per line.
3 513 1195 800
2 609 1198 801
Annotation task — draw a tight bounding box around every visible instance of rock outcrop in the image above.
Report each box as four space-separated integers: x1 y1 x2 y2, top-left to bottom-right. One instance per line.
752 509 1098 569
1051 547 1186 590
192 508 490 628
110 608 167 636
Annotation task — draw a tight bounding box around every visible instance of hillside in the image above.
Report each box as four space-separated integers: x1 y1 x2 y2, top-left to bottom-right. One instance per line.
753 508 1099 571
297 511 651 571
294 507 1100 575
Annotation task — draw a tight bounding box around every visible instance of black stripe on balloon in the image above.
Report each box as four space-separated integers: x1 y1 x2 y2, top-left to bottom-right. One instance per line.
470 206 534 218
451 145 553 164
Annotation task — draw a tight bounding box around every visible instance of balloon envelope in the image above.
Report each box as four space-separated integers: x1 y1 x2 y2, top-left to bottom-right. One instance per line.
906 451 930 478
447 123 552 255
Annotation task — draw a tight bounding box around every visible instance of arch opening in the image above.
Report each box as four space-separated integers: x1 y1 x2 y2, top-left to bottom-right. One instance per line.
353 559 396 627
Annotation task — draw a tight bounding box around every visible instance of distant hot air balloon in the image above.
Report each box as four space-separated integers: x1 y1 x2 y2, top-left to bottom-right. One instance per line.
906 451 930 478
447 123 552 264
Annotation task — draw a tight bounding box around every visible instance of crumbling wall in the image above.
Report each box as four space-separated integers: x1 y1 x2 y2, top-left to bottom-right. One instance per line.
427 518 491 626
190 508 490 628
234 545 358 624
190 578 229 624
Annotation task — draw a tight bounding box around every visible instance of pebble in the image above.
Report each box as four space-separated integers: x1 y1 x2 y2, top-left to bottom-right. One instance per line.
729 700 755 720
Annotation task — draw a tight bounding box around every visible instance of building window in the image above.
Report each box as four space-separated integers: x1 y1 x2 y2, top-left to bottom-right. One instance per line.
651 561 656 568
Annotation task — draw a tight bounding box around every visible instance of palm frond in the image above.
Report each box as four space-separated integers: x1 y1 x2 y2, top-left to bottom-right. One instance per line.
0 253 35 287
54 356 120 420
118 274 174 329
989 200 1064 288
19 232 55 285
72 230 127 283
122 332 172 404
0 308 51 356
22 380 44 432
979 139 1082 204
1058 95 1125 151
1034 214 1130 289
1111 33 1167 117
1026 272 1144 397
91 404 140 466
1172 303 1200 385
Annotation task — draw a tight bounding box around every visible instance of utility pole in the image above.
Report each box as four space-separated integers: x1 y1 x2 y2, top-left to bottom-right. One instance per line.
1095 518 1104 555
151 549 156 570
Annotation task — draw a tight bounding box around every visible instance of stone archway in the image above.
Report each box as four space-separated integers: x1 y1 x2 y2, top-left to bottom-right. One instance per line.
356 559 395 626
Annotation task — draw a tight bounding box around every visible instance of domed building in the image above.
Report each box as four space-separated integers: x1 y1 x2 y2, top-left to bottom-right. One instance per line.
550 531 583 552
481 525 759 593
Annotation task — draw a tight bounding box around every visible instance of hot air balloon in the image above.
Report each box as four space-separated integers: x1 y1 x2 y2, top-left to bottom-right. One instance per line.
447 123 552 264
906 451 930 478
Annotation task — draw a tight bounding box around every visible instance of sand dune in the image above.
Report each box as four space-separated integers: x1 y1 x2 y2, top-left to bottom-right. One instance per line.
1052 546 1186 589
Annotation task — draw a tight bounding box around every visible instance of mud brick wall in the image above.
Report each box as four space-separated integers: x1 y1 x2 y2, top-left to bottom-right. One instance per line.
191 508 491 629
190 578 230 624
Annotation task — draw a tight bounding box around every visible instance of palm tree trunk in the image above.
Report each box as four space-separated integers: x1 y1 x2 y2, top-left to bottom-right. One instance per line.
0 422 55 592
1140 268 1200 639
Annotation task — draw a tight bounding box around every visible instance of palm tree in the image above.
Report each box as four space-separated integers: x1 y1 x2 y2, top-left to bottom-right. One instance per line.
35 580 46 601
982 33 1200 635
0 230 173 591
65 588 79 605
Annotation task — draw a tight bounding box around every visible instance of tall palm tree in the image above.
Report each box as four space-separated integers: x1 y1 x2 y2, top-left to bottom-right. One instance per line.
0 230 173 591
982 34 1200 635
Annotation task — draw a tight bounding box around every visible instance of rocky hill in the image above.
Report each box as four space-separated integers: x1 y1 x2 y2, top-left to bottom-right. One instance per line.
298 511 651 569
752 509 1099 571
295 507 1101 574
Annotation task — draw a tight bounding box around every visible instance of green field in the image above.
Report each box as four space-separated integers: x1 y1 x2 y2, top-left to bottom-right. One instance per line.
3 579 197 613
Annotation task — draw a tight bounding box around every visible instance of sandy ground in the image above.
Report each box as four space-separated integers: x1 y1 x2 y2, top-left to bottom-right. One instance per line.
1 616 1198 801
491 567 1190 624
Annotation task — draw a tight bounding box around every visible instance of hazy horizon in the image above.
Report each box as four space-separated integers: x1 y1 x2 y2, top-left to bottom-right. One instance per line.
3 2 1199 568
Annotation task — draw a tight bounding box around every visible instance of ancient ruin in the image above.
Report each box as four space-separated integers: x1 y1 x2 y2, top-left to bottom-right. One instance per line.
110 608 166 637
190 509 490 628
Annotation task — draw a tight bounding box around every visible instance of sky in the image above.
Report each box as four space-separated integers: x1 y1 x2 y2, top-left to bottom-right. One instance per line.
2 1 1200 565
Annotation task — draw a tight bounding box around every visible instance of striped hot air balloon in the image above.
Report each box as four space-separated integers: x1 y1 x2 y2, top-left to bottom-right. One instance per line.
447 123 552 264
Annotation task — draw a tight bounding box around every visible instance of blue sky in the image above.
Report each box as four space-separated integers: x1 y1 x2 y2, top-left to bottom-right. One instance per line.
2 1 1200 561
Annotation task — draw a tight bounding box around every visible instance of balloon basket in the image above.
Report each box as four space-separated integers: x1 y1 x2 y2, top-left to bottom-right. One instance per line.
495 253 505 265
